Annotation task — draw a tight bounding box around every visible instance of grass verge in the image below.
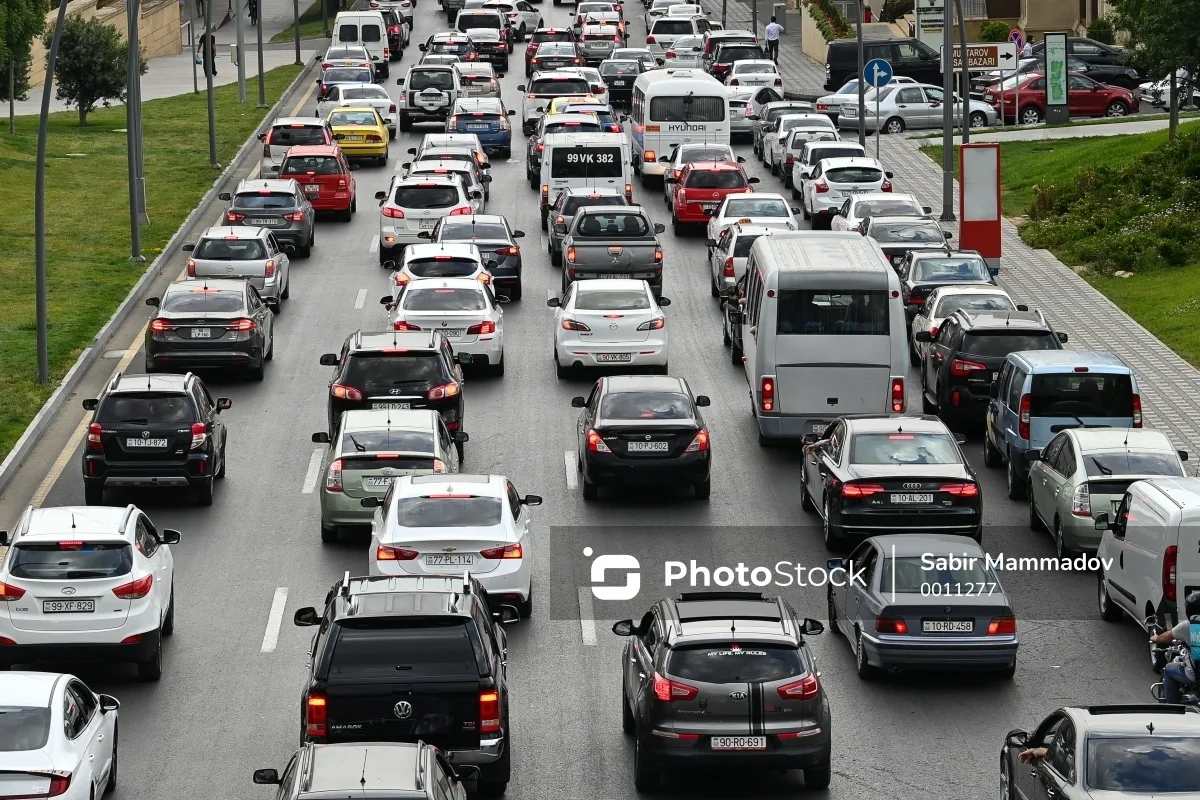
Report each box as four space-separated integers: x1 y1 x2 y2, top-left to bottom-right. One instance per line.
0 64 304 460
907 111 1200 139
1089 269 1200 367
271 0 327 43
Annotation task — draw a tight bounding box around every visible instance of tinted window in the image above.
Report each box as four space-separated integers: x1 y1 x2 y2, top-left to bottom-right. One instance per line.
827 166 883 184
341 429 435 453
1086 737 1200 791
679 146 733 163
402 287 488 311
458 12 502 27
280 156 343 175
850 432 962 465
329 110 379 126
343 353 447 385
718 46 764 61
724 198 787 217
913 257 990 282
529 78 591 94
550 147 623 178
1084 451 1184 478
649 96 724 121
545 120 603 135
332 621 479 677
776 289 889 335
538 43 576 55
395 186 460 208
574 212 649 237
99 394 194 424
880 557 995 594
409 70 455 90
870 221 945 244
600 391 693 420
432 40 473 54
933 293 1013 316
361 24 382 42
406 258 480 277
0 709 50 752
392 496 504 526
1030 372 1135 417
193 238 266 260
563 195 626 214
601 61 640 74
668 645 805 683
575 290 650 310
684 170 746 189
9 543 134 580
161 290 245 313
324 67 373 83
532 31 573 44
440 222 509 240
732 234 762 257
233 192 296 209
269 125 327 146
958 332 1060 358
652 20 692 34
807 146 864 164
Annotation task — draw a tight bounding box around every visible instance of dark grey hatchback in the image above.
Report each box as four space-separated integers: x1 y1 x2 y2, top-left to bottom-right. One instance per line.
613 591 831 791
219 178 316 258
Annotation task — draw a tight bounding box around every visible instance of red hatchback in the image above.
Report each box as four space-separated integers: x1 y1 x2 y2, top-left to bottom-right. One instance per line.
525 27 575 73
670 161 759 232
983 70 1138 125
278 145 358 219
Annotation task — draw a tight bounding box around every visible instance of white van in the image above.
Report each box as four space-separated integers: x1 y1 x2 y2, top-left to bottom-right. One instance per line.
333 11 391 77
735 231 908 445
1097 477 1200 635
627 68 729 185
538 131 633 227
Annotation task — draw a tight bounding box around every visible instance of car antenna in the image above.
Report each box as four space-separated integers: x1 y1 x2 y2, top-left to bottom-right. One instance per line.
1147 721 1155 735
359 750 369 789
70 512 76 529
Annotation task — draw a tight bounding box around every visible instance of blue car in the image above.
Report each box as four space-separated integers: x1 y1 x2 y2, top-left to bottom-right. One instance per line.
447 97 515 158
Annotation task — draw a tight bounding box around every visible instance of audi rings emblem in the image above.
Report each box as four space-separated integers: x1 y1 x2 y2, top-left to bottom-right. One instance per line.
393 701 413 719
61 587 76 596
902 482 922 490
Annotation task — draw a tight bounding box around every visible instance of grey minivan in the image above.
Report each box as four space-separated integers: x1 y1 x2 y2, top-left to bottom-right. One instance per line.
183 226 292 304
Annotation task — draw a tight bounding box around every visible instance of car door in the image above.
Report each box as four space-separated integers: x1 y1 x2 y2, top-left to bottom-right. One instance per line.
135 515 171 620
1067 73 1102 115
1045 437 1077 525
802 162 821 214
1001 366 1028 451
739 265 762 388
65 681 109 794
1010 712 1067 800
1030 433 1066 525
506 480 530 542
626 609 661 721
1103 492 1137 616
247 286 272 349
515 0 538 29
195 380 225 458
923 316 955 398
710 227 731 283
829 197 853 232
576 381 600 456
832 539 871 630
892 86 932 129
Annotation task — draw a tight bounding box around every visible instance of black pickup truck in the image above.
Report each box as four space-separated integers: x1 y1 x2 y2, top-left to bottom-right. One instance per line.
294 573 519 797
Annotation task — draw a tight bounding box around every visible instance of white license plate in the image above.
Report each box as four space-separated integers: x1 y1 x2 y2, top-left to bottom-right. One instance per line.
701 204 717 212
248 218 275 225
305 184 321 193
190 328 212 338
712 736 766 750
419 219 438 229
613 79 628 85
466 124 490 131
372 402 411 410
922 620 973 633
425 554 474 566
841 189 869 194
43 600 94 613
126 438 168 447
437 329 465 338
890 493 934 504
992 372 998 381
596 353 632 362
343 135 364 141
845 109 857 116
627 441 668 452
811 423 827 433
599 273 626 279
364 477 396 487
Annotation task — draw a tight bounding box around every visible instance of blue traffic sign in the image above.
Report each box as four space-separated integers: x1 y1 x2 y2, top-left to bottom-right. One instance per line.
863 58 893 88
1009 28 1024 49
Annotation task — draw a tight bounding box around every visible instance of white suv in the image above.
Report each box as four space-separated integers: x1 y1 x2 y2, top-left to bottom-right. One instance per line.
376 175 479 264
0 505 178 680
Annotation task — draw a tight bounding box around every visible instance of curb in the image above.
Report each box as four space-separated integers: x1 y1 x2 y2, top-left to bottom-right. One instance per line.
0 55 320 499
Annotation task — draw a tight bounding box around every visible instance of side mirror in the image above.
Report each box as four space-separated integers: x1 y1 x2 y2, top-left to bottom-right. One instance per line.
657 154 672 163
1024 450 1043 467
482 175 494 183
406 147 417 155
1057 332 1069 343
1006 730 1029 748
494 605 521 624
612 619 635 636
375 190 386 200
522 494 543 506
216 397 232 411
517 84 526 91
160 529 182 545
81 398 99 411
923 205 932 213
1016 304 1029 311
826 558 844 571
471 190 483 199
0 532 7 547
252 769 281 785
453 431 470 443
571 396 586 408
653 223 666 234
913 330 932 343
361 497 382 508
802 618 824 635
349 163 361 171
1180 450 1190 462
98 694 120 713
293 607 319 626
456 352 474 364
943 231 953 239
256 133 266 141
547 297 562 307
496 295 512 304
1093 512 1111 531
266 299 281 313
988 267 1000 277
704 238 717 248
401 162 412 170
145 297 160 307
885 171 894 178
218 192 232 200
419 43 427 50
397 77 406 84
657 296 671 306
747 177 760 184
954 433 967 445
655 58 664 65
182 243 195 252
319 353 339 366
312 431 331 443
513 230 526 238
736 155 746 163
380 294 394 305
417 231 432 239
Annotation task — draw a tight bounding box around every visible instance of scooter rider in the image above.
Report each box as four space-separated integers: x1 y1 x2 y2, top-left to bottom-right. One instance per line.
1149 590 1200 703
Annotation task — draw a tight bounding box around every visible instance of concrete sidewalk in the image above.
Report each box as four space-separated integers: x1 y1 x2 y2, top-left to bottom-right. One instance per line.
925 115 1200 143
696 0 827 97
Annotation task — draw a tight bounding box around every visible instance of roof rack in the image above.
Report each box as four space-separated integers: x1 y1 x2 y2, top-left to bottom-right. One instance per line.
678 591 765 602
1087 704 1190 715
339 571 352 600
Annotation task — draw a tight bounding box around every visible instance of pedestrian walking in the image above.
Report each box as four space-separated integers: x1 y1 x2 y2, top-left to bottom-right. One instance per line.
248 0 258 25
764 16 782 63
197 30 218 75
1021 35 1034 58
863 2 872 22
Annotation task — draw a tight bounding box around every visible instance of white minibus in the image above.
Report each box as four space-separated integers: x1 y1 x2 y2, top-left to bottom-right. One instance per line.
626 68 730 186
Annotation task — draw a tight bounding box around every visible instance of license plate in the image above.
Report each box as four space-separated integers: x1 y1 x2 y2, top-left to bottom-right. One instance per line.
419 219 437 229
190 328 212 338
438 329 465 338
599 273 626 279
466 124 490 130
845 108 857 116
343 135 364 141
922 620 973 633
305 184 321 193
372 402 411 410
126 438 168 447
701 204 717 212
627 440 668 452
712 736 766 751
613 79 628 86
596 353 632 362
811 423 827 433
890 493 934 504
43 600 94 613
991 372 998 381
425 554 474 566
364 477 396 487
248 218 275 225
843 189 869 194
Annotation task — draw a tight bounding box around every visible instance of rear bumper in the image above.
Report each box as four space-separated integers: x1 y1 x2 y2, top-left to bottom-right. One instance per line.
756 413 846 441
145 346 263 371
269 227 309 248
861 631 1018 670
673 207 713 223
582 451 710 486
642 731 830 770
555 337 667 368
835 506 981 535
403 106 452 121
311 195 354 212
84 455 212 487
0 628 161 665
339 142 389 158
372 553 531 598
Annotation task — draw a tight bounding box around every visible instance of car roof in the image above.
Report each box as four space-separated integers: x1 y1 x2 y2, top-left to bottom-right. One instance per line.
353 331 440 351
665 592 799 644
334 82 386 91
340 409 441 434
844 414 951 435
164 277 247 293
200 226 266 239
1069 428 1174 454
397 174 462 187
544 113 601 124
563 186 623 195
281 144 340 156
911 249 983 261
396 474 505 497
24 505 134 540
957 310 1049 330
575 278 650 291
111 372 190 393
1067 705 1200 734
406 242 481 258
929 284 1009 298
272 116 325 127
408 62 456 72
306 744 423 794
1014 350 1128 369
0 672 61 707
867 533 983 557
602 374 687 393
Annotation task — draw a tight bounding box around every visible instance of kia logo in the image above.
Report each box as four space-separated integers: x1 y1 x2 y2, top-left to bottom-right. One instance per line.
729 690 747 700
902 482 922 490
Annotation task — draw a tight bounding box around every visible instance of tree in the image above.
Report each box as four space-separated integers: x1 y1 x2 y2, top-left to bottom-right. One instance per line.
978 20 1010 43
1086 15 1115 44
1108 0 1200 139
44 14 146 127
0 0 47 132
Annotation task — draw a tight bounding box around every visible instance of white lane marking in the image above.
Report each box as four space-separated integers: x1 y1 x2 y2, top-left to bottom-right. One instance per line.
260 587 288 653
301 447 325 494
354 288 368 309
369 237 379 254
577 587 597 646
564 450 578 489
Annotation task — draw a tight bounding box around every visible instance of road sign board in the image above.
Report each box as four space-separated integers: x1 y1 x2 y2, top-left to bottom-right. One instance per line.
1009 28 1024 49
914 0 944 52
862 58 893 88
939 42 1019 72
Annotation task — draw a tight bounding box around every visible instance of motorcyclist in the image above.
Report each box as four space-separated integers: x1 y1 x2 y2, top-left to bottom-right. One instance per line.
1149 590 1200 703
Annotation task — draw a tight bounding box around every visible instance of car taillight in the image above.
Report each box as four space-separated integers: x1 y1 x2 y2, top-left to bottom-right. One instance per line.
881 178 893 192
653 247 663 263
842 482 885 498
611 123 621 132
586 429 610 452
624 182 633 202
814 179 828 193
500 246 520 256
1165 545 1179 601
229 318 256 331
652 672 697 701
987 616 1017 635
664 50 676 57
189 421 209 450
777 673 818 699
1018 394 1030 441
950 358 986 377
479 690 501 733
722 257 735 277
112 574 153 599
450 206 473 216
645 35 655 43
226 211 245 223
928 325 939 338
376 544 419 560
383 47 391 58
447 120 459 132
685 429 709 452
264 260 276 278
785 154 793 166
499 116 510 130
305 693 328 738
561 318 590 331
325 458 344 492
875 616 908 634
637 317 664 330
337 178 347 190
283 211 305 222
890 376 905 412
366 134 384 143
0 582 25 601
186 259 196 277
480 543 523 559
760 376 775 412
536 143 544 153
566 246 577 263
541 184 549 204
940 483 979 497
677 188 686 202
428 382 460 401
389 103 397 113
394 321 421 331
86 423 104 452
1133 393 1142 427
331 384 363 401
773 78 783 87
38 773 72 798
1071 483 1091 517
382 206 405 218
467 320 496 335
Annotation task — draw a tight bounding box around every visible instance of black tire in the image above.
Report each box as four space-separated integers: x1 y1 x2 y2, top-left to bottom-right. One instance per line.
1106 100 1129 117
983 433 1002 468
456 440 465 464
162 589 175 636
633 737 660 792
803 760 832 790
827 588 840 636
299 244 312 258
854 628 875 679
621 683 636 735
137 634 163 681
1001 753 1016 800
800 197 810 220
582 475 599 500
194 478 214 506
694 478 711 499
731 342 742 365
883 116 905 134
1098 571 1123 621
84 481 104 506
822 494 843 550
540 210 548 231
248 362 265 381
1054 518 1074 558
1019 105 1042 125
969 111 987 128
908 339 920 368
672 217 683 236
710 275 719 298
1006 454 1025 500
517 585 532 618
490 354 505 377
379 244 392 266
321 523 338 543
281 279 290 300
399 113 412 132
550 245 562 266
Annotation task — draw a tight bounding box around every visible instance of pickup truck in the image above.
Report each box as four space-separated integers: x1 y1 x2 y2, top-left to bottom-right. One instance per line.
560 205 665 295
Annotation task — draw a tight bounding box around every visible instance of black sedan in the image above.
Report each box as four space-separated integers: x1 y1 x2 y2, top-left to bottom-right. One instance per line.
145 278 277 380
572 375 711 500
858 215 953 268
427 213 526 301
800 415 981 548
897 249 999 319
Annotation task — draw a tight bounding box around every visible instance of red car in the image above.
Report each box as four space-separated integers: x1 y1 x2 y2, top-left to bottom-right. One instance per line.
669 161 759 233
278 145 357 220
982 70 1138 125
525 27 575 74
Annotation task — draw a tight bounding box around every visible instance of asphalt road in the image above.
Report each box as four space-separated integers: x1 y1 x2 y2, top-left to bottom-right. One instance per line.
10 2 1174 798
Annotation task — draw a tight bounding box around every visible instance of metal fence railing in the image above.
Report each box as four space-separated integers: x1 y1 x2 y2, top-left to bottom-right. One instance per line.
962 0 988 18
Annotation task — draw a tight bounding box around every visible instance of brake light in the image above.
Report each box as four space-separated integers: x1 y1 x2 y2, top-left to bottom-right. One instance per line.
479 690 501 733
226 211 245 223
393 321 421 331
760 376 775 413
785 153 793 166
842 482 885 498
653 247 663 263
112 574 154 600
376 544 419 560
566 246 577 263
229 318 256 331
685 429 709 452
0 582 25 601
536 143 544 153
500 246 520 256
777 673 818 699
940 483 979 497
331 384 363 401
723 258 735 277
1071 483 1091 517
1133 393 1142 427
950 358 986 377
665 50 676 57
586 429 610 452
325 458 343 492
389 103 397 113
366 134 384 143
480 543 523 559
264 260 276 278
625 183 633 202
637 317 664 330
393 273 411 286
189 422 209 450
987 616 1017 635
677 188 686 202
561 318 590 331
450 206 473 216
773 78 782 87
1165 545 1178 601
186 259 196 277
467 320 497 335
652 672 697 701
541 184 549 204
891 376 905 412
86 423 103 452
1018 394 1030 441
428 382 460 401
814 179 828 193
305 693 328 738
283 211 305 222
643 150 655 162
337 178 347 190
875 616 908 634
881 178 893 192
382 206 406 218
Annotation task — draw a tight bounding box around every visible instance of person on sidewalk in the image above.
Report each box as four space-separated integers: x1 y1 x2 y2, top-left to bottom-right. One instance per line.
1021 35 1034 58
248 0 258 25
863 3 872 22
198 31 218 75
764 16 782 63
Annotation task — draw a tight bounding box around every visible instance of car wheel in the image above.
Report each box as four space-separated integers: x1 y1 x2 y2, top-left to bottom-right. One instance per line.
791 184 801 201
633 737 660 791
1006 453 1025 500
1027 486 1042 531
884 116 905 134
248 361 265 381
800 195 810 220
550 245 562 266
908 339 920 368
518 23 526 39
983 433 1002 468
1097 570 1123 622
456 440 465 464
84 480 104 506
281 279 290 300
694 478 711 499
969 111 987 128
731 340 742 365
1019 105 1042 125
621 683 636 735
1001 752 1016 800
800 476 815 512
105 727 118 793
162 589 176 636
137 634 163 681
321 523 338 544
194 478 214 506
826 588 840 635
1054 518 1075 558
516 584 532 618
921 390 936 414
803 760 832 790
854 628 874 679
399 113 412 131
822 494 843 549
540 210 548 231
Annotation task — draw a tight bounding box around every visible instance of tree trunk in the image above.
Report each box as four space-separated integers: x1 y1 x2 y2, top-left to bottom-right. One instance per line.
79 105 88 126
1170 69 1178 142
7 60 14 135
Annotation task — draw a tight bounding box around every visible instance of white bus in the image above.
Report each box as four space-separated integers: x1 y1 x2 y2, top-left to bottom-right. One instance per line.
737 231 908 444
627 68 730 186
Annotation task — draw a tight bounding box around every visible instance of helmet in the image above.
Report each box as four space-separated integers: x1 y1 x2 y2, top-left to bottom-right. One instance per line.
1186 591 1200 620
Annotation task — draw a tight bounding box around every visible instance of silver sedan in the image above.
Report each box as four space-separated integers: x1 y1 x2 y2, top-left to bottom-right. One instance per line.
656 33 703 68
838 83 998 134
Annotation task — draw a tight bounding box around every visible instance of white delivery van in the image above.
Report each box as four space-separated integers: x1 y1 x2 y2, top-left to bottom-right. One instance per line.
735 231 908 445
333 11 391 77
538 131 633 227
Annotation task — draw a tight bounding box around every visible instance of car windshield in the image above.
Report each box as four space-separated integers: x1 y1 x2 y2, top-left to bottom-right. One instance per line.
341 429 435 454
529 78 591 94
776 289 889 335
1084 451 1184 478
601 60 640 74
767 105 809 122
9 543 133 580
539 43 576 55
724 198 788 217
324 68 372 83
575 289 650 310
0 708 50 752
395 185 460 208
431 39 473 53
234 191 295 209
601 391 693 420
329 110 379 126
719 46 762 61
1030 372 1135 418
652 19 693 34
870 222 945 243
807 146 862 164
98 394 193 424
667 645 805 683
852 199 921 218
649 95 724 122
1087 737 1200 791
393 496 504 526
933 293 1014 316
685 170 746 189
280 155 343 175
958 332 1060 357
440 222 509 240
464 29 499 42
827 166 883 184
269 125 326 146
532 31 574 44
880 557 995 594
732 234 762 257
161 289 245 313
850 432 962 465
402 287 488 311
913 257 990 282
680 147 732 163
409 70 455 90
343 87 388 100
574 212 649 237
193 238 266 260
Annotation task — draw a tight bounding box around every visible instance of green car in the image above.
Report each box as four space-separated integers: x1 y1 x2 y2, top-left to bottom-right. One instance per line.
313 409 465 542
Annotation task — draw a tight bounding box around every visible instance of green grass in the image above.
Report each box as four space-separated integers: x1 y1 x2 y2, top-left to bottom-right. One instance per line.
1089 268 1200 367
270 0 328 43
906 111 1200 138
0 64 304 460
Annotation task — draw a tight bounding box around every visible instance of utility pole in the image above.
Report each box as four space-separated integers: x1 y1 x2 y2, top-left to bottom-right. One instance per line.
256 0 266 107
955 0 968 144
751 0 758 36
126 0 144 261
293 0 303 64
234 0 247 101
939 0 954 221
204 0 220 168
720 0 727 27
856 0 865 147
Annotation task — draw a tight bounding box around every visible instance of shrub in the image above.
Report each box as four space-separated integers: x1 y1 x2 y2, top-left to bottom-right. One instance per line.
803 0 850 39
1087 15 1115 45
880 0 913 22
978 20 1011 43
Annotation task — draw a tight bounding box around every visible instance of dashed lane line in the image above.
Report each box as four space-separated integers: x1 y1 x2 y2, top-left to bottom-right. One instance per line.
564 450 577 489
260 587 289 653
354 288 368 309
369 237 379 254
577 587 597 646
300 447 325 494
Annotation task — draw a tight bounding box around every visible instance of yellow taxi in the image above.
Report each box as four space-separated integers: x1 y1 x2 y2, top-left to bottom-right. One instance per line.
325 106 389 165
545 95 605 115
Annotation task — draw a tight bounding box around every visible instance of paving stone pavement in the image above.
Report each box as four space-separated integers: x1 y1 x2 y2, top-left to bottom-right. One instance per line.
694 0 827 96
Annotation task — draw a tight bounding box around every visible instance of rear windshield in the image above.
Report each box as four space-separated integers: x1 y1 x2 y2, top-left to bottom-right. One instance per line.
280 156 343 175
193 238 266 260
98 394 194 424
600 391 693 420
458 12 501 27
1085 451 1184 478
341 429 435 453
326 47 367 59
269 125 326 146
394 186 459 208
933 293 1013 316
461 73 495 84
563 196 625 214
465 31 500 43
161 290 245 313
332 621 479 677
827 166 883 184
9 543 133 580
685 170 746 189
1030 372 1135 418
723 198 787 217
343 353 446 385
850 432 961 465
852 198 921 217
545 120 603 135
441 222 508 240
913 257 990 282
807 146 863 163
406 258 479 277
402 287 488 311
529 77 591 94
575 290 650 310
233 192 296 209
539 43 576 55
329 109 379 126
649 96 724 122
1087 737 1200 792
456 112 503 124
958 332 1060 358
323 67 373 83
431 39 473 54
652 19 692 34
880 557 995 594
776 289 889 336
409 70 455 90
601 61 640 74
718 46 764 61
667 645 805 684
680 146 732 163
550 147 623 178
342 86 389 100
735 62 775 73
732 234 761 257
870 221 945 244
0 708 50 752
393 496 504 526
574 212 649 237
532 31 574 44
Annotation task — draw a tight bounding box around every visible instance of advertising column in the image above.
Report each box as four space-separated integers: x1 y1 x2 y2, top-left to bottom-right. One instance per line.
1044 32 1069 124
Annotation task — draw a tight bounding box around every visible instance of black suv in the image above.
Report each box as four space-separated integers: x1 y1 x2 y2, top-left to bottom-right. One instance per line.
81 372 231 506
612 591 831 791
320 331 471 455
293 574 519 797
824 37 940 91
254 741 469 800
916 308 1068 426
897 249 999 321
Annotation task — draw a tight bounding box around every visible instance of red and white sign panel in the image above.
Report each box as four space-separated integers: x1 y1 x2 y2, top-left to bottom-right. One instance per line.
958 143 1001 259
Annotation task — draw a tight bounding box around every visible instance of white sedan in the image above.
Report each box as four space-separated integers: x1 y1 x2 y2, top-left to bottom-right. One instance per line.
725 59 784 92
368 474 540 617
828 191 928 232
548 279 669 377
705 192 798 242
763 113 838 174
389 277 507 373
908 285 1017 366
0 672 119 799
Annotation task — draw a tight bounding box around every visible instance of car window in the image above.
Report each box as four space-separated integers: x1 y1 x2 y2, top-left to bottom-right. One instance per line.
1030 372 1135 418
776 289 888 336
1041 434 1067 468
402 286 488 311
1085 451 1185 478
506 481 522 522
1055 439 1076 477
395 185 460 208
667 644 805 683
136 518 160 557
880 556 997 594
98 393 194 424
724 198 788 217
281 155 344 175
933 293 1013 316
10 541 134 580
1047 721 1076 781
574 289 650 310
574 212 648 237
826 420 845 462
160 289 246 313
1007 367 1027 411
600 391 693 420
0 706 51 752
895 87 923 103
409 70 455 90
1068 74 1094 90
332 621 480 678
1086 736 1200 791
392 496 504 527
849 432 962 465
684 170 747 189
732 234 762 258
194 238 267 260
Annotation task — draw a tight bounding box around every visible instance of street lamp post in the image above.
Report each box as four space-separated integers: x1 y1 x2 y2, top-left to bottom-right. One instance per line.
293 0 303 65
256 0 266 107
234 0 247 101
939 0 954 221
856 0 865 147
204 0 220 168
126 0 143 261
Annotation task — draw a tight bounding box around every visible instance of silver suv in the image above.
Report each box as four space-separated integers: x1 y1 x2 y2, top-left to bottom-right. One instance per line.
397 65 461 131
